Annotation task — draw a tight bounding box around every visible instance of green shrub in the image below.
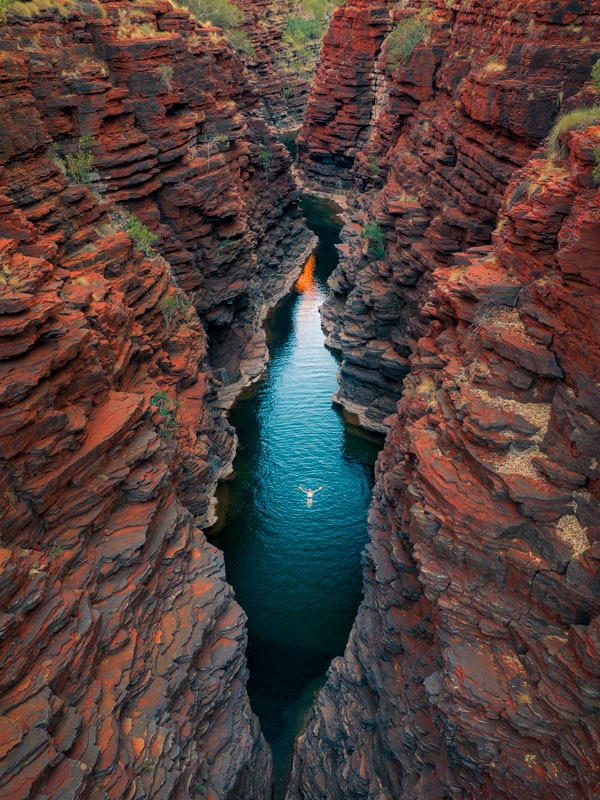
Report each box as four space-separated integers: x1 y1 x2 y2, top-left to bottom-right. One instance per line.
286 15 322 41
158 291 197 333
0 0 12 22
260 149 273 179
126 215 157 255
362 220 386 257
150 390 170 406
183 0 254 54
367 155 380 175
547 106 600 157
385 13 428 73
185 0 242 28
363 220 384 240
150 391 179 437
226 27 255 55
279 0 340 79
591 58 600 88
64 134 96 184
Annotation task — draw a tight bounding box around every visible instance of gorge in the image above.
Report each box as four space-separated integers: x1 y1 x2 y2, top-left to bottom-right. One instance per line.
0 0 599 799
216 195 381 797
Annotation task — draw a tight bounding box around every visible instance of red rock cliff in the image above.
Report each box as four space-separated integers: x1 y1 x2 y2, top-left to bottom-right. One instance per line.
287 1 600 798
296 0 391 190
233 0 312 130
0 1 314 797
301 0 600 432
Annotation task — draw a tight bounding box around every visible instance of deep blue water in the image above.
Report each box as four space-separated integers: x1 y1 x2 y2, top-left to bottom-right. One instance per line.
214 195 381 796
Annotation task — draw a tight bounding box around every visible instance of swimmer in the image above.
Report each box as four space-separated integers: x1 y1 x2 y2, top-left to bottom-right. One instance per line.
298 485 323 508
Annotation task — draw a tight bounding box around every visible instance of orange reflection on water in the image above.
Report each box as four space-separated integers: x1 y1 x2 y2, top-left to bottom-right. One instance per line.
295 254 317 295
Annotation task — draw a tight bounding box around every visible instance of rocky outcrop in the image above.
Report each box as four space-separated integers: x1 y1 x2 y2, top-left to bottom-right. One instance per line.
0 1 313 797
289 109 600 800
287 3 600 797
234 0 311 131
299 0 600 432
296 0 391 190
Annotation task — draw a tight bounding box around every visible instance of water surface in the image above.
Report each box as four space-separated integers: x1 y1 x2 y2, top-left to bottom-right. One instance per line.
215 196 381 796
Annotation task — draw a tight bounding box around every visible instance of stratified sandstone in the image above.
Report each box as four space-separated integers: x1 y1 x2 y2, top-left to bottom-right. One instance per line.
300 0 600 432
0 1 314 797
287 1 600 798
289 107 600 800
296 0 391 190
233 0 311 130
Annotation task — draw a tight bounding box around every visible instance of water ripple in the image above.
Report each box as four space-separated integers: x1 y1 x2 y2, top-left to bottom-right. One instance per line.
215 195 382 796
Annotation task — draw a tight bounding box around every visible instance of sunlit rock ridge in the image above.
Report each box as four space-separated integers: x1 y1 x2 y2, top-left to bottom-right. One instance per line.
289 0 600 798
0 1 315 797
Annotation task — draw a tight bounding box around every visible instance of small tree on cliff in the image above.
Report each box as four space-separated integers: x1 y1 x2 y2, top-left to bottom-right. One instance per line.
50 135 98 184
125 214 157 256
260 149 274 182
158 291 198 335
362 220 386 258
150 391 179 437
205 133 228 172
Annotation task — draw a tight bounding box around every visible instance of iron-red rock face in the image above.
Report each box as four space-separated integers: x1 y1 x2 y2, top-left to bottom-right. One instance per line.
300 0 600 434
288 1 600 798
0 2 315 797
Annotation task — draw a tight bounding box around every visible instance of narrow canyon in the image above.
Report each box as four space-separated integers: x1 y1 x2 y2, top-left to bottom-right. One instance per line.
0 1 598 799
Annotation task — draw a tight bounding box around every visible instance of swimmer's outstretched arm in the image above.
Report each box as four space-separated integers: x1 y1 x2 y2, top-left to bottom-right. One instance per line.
298 486 308 494
314 486 323 492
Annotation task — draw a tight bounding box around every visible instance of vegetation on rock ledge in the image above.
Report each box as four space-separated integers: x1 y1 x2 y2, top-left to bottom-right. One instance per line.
362 219 386 258
48 134 97 184
547 106 600 157
150 391 179 437
182 0 254 54
384 9 430 74
125 214 158 256
277 0 340 80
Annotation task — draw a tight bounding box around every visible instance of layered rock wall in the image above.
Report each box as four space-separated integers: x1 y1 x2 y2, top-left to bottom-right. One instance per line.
296 0 391 190
0 1 313 796
288 1 600 798
290 98 600 800
300 0 600 431
234 0 312 130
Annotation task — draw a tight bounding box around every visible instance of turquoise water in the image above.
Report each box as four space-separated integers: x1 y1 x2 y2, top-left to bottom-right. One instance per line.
214 196 381 796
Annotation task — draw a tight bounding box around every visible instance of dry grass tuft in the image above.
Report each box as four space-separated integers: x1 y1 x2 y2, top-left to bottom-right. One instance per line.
7 0 76 18
447 265 466 282
392 189 419 204
494 443 542 478
547 106 600 157
471 388 551 440
484 59 506 74
555 515 588 556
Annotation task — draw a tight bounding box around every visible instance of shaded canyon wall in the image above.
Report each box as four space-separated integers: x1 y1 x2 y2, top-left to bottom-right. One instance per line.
0 1 314 797
288 0 600 798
